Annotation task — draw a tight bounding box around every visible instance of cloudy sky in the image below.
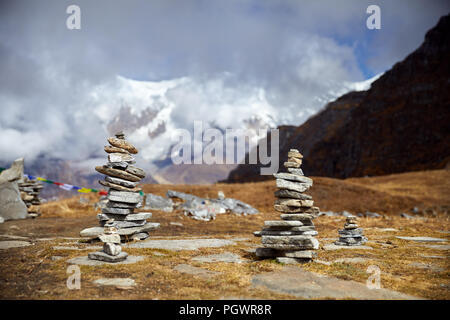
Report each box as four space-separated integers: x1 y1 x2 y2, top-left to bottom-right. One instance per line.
0 0 449 167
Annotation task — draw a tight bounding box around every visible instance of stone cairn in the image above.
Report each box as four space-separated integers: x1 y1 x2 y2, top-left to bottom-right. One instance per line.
254 149 320 264
80 131 160 244
88 219 128 262
18 177 43 218
335 215 368 246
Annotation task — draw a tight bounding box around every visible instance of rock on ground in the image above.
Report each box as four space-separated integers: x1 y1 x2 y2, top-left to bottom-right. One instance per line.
0 181 28 221
66 255 144 266
252 266 421 300
396 236 448 243
126 238 237 251
93 278 136 288
323 244 373 250
0 240 31 250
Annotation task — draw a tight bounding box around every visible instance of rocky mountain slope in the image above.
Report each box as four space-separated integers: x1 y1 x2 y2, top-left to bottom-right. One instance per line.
226 14 450 182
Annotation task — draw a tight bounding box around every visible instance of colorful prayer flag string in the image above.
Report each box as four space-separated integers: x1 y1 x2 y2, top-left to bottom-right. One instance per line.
0 166 137 196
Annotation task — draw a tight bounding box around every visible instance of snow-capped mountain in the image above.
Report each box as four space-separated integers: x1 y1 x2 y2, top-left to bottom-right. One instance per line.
87 73 381 181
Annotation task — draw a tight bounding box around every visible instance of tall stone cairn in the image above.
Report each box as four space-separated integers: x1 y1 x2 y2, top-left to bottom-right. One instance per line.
254 149 320 264
335 215 368 246
18 177 43 218
80 131 160 242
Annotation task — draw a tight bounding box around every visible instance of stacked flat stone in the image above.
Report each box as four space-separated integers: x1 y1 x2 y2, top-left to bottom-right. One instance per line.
80 131 160 242
88 219 128 262
18 177 43 218
335 215 368 246
254 149 320 264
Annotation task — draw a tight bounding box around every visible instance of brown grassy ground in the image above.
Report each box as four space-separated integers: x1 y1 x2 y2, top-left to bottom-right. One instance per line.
0 169 448 299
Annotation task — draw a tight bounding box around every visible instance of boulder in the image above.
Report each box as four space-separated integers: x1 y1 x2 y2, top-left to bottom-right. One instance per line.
0 181 28 221
0 158 24 184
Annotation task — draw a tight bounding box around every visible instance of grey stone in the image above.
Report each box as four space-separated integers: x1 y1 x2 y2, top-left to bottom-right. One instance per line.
95 165 141 182
93 278 136 288
286 168 304 175
125 165 145 178
265 220 303 227
280 214 315 221
105 176 138 188
274 204 318 214
131 232 149 241
127 238 236 251
100 220 146 228
0 217 4 224
273 173 313 184
101 207 134 215
262 235 319 250
0 158 24 184
215 198 259 215
259 230 318 236
192 252 245 264
108 153 135 163
276 257 310 264
97 212 152 221
107 201 138 209
166 190 198 201
80 222 160 237
0 240 31 250
106 161 128 170
107 191 141 204
67 255 144 266
99 180 141 192
396 236 447 243
339 228 364 236
143 193 173 212
174 264 221 280
251 266 421 300
88 251 128 262
98 233 121 244
0 181 28 221
276 179 311 193
323 244 373 250
275 199 314 208
274 189 311 200
103 242 122 256
365 211 382 218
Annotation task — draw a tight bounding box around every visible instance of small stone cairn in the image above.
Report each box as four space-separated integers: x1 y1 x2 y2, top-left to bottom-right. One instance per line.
88 219 128 262
18 177 43 218
254 149 320 264
80 131 160 242
335 215 368 246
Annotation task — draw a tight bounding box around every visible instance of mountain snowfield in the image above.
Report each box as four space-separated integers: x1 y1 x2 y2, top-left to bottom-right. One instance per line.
84 72 381 182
